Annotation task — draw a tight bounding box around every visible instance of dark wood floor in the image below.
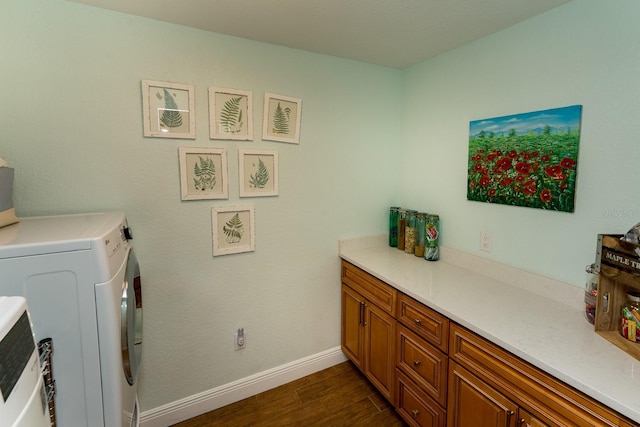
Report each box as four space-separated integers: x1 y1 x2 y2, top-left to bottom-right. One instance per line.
172 361 407 426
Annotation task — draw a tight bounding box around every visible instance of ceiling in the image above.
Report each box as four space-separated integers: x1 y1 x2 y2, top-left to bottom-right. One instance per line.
70 0 572 69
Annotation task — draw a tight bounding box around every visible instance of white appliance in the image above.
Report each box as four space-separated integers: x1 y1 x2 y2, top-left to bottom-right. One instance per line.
0 212 142 427
0 296 51 427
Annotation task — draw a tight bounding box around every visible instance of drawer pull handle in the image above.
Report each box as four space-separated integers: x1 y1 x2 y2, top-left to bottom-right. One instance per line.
414 319 422 325
411 409 419 417
413 359 421 366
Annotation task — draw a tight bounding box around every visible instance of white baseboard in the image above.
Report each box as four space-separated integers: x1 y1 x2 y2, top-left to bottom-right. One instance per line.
139 346 347 427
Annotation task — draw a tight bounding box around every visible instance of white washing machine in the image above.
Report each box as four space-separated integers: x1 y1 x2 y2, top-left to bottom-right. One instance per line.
0 212 142 427
0 296 52 427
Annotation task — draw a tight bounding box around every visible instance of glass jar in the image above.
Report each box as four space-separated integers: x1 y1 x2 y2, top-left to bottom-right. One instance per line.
424 214 440 261
397 209 407 251
584 263 599 325
621 291 640 343
389 207 400 247
404 210 417 254
414 213 426 257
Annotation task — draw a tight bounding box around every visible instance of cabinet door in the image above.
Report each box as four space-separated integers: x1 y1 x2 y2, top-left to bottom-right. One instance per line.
447 361 518 427
518 408 549 427
364 300 396 402
341 284 364 369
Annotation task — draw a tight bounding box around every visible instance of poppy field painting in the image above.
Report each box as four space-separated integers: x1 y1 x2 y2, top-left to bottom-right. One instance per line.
467 105 582 213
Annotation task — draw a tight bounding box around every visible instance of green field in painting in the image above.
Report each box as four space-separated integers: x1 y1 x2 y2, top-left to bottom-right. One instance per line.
467 131 579 212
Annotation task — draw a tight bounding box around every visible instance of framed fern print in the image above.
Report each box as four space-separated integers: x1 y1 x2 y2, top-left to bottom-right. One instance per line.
209 87 253 140
141 80 195 139
212 205 255 256
178 147 229 200
238 149 278 197
262 93 302 144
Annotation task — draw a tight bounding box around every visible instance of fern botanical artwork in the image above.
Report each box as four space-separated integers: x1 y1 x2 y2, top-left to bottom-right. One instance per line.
141 80 195 139
262 93 302 144
212 205 255 256
178 147 228 200
238 149 279 197
209 87 254 140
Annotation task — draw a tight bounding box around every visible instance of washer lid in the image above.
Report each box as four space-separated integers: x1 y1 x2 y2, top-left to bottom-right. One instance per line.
0 212 125 259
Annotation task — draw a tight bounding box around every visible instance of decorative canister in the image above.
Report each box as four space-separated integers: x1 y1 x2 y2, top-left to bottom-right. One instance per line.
397 209 407 251
389 207 400 247
424 214 440 261
414 213 426 257
404 210 417 254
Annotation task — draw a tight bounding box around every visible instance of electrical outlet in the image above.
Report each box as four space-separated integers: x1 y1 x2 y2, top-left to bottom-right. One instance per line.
234 328 246 351
480 231 492 253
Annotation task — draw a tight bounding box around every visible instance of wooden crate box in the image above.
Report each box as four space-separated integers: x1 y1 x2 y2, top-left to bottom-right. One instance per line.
594 234 640 361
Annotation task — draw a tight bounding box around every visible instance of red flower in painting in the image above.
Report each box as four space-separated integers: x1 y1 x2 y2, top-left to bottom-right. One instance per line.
540 189 552 203
541 155 550 162
486 153 497 161
515 175 525 182
515 162 531 175
560 157 576 169
488 189 496 197
494 157 512 173
544 165 566 181
508 149 518 159
474 162 483 171
522 180 537 195
499 177 514 187
479 175 491 187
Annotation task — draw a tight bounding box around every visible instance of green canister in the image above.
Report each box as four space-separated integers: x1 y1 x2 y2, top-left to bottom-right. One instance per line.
389 207 400 247
424 214 440 261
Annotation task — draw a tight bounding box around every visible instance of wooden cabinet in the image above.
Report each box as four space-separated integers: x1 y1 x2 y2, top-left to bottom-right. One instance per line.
398 294 449 353
341 261 396 402
395 294 450 427
449 323 625 427
340 259 639 427
396 324 448 407
396 369 447 427
447 361 518 427
519 408 551 427
341 283 364 369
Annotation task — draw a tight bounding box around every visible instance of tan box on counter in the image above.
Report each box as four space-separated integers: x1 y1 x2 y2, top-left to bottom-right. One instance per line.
595 234 640 361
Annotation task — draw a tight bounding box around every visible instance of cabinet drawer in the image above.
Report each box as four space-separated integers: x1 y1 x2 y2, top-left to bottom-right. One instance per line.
396 369 446 427
341 261 396 316
397 294 448 352
449 323 624 427
396 324 448 408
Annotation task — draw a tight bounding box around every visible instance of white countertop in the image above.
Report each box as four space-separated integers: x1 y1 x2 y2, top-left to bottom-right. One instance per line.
339 235 640 424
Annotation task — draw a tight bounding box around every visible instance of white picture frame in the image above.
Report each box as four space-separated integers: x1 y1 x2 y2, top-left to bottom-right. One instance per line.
178 147 228 200
141 80 196 139
238 149 279 197
262 92 302 144
212 205 255 256
209 87 253 140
